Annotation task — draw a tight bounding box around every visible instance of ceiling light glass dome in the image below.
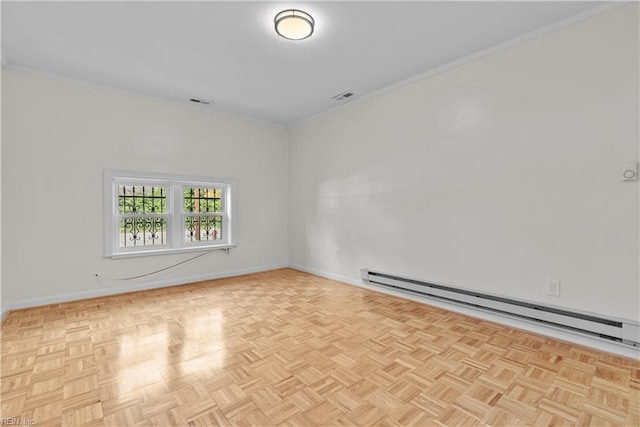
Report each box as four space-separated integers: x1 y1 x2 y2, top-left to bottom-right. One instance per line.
275 9 314 40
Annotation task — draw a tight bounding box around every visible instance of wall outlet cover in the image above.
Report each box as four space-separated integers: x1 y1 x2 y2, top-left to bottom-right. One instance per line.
547 279 561 297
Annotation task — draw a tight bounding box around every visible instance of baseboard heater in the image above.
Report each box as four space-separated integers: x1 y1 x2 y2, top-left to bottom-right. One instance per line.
361 269 640 347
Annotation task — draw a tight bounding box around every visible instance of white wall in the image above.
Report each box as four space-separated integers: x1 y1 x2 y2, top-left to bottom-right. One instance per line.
289 4 640 321
1 4 4 317
1 68 289 311
0 61 3 314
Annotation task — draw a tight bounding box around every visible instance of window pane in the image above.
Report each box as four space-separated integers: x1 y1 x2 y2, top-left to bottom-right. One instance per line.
119 217 167 248
118 185 167 214
183 187 222 213
185 216 222 243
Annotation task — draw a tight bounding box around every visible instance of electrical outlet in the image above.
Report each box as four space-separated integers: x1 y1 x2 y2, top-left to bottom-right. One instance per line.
547 279 561 297
335 248 341 259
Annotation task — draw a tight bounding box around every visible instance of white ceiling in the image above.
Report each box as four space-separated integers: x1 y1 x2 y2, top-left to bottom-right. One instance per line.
2 1 611 125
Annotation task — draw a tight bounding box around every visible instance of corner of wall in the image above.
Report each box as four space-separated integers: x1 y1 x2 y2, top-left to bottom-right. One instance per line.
285 125 293 266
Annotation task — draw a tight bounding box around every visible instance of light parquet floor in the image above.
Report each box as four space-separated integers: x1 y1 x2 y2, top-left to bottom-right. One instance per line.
1 268 639 426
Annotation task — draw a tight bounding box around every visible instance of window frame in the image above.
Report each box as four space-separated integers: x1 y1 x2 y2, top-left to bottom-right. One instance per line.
104 170 236 258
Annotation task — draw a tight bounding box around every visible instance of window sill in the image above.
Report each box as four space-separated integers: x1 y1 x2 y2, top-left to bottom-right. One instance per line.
107 244 237 259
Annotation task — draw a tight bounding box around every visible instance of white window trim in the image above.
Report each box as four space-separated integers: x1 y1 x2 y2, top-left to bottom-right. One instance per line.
104 170 237 258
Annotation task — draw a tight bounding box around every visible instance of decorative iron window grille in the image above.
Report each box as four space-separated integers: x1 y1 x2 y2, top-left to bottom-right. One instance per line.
104 170 235 257
118 185 168 248
184 187 223 243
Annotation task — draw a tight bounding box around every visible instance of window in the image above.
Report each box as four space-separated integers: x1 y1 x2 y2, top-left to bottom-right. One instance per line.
183 187 223 243
104 170 235 257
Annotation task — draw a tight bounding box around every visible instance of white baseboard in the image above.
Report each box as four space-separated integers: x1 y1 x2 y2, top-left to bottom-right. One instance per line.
288 264 640 360
3 262 639 360
288 264 363 287
0 264 288 322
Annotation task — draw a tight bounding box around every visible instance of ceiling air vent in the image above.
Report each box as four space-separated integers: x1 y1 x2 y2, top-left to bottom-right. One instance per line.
189 98 212 105
332 92 354 101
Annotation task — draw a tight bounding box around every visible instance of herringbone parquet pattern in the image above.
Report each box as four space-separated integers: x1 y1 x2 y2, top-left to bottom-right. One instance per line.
1 269 638 426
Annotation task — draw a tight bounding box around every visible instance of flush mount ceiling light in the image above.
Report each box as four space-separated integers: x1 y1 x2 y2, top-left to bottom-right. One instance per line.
275 9 314 40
